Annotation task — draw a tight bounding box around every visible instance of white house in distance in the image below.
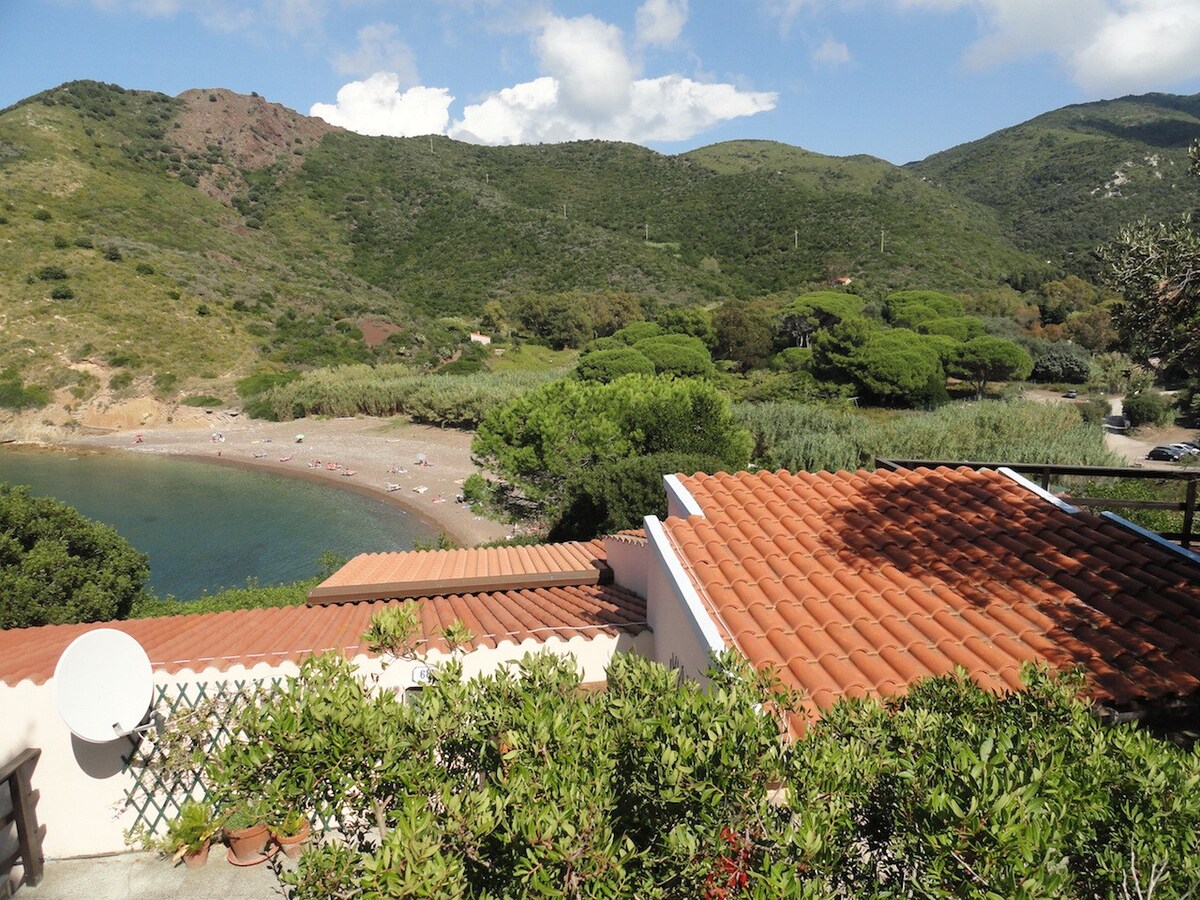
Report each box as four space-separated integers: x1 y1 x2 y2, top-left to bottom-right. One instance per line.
1 464 1199 862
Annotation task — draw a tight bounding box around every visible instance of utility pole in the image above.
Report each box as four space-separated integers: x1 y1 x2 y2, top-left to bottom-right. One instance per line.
485 173 489 185
645 223 649 241
563 204 568 219
880 228 885 254
429 136 434 153
794 229 799 250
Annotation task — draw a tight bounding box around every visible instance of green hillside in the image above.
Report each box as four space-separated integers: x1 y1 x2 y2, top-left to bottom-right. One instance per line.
2 80 1198 401
908 93 1200 276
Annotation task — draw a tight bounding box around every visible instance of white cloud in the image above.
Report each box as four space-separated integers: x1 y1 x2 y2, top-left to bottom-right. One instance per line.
761 0 822 36
812 38 851 67
317 10 775 146
450 77 563 144
635 0 688 47
309 72 454 136
534 14 637 119
449 74 776 145
896 0 1200 92
1070 1 1200 92
443 12 775 144
335 23 419 83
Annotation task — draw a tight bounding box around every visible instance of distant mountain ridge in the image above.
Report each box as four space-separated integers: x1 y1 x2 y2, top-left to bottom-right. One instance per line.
908 92 1200 274
0 80 1197 396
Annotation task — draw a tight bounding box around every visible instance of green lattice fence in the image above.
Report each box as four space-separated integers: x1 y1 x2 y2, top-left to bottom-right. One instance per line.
122 678 282 837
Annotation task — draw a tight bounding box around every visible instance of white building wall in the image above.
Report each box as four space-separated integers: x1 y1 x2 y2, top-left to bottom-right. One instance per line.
604 536 648 599
0 631 650 859
641 516 726 680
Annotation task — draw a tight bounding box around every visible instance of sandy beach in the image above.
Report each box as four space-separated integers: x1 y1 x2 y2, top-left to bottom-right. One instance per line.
65 414 510 547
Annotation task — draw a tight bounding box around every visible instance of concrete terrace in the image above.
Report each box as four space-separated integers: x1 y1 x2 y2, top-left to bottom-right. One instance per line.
15 851 285 899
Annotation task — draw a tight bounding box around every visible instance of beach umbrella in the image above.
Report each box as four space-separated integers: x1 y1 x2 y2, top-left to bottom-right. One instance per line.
295 434 305 443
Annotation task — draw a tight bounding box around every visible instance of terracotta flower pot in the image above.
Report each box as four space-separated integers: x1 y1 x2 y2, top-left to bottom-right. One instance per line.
226 823 271 863
273 819 311 858
182 841 210 869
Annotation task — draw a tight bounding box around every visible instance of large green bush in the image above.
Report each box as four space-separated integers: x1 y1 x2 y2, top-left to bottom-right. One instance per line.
1123 390 1175 428
575 347 656 383
472 375 751 521
205 651 1200 899
0 483 149 627
1030 342 1092 384
549 451 728 541
849 330 948 407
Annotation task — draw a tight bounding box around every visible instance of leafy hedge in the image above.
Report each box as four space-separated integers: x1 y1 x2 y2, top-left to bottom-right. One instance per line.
206 651 1200 898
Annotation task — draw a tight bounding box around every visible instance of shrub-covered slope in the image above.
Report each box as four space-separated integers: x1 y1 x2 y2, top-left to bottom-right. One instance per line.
908 92 1200 276
2 80 1198 397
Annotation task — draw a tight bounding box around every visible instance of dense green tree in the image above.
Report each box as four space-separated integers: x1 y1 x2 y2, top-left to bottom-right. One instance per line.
921 316 986 341
1037 275 1100 325
609 321 663 345
1101 142 1200 377
810 316 878 382
1030 342 1092 384
549 451 728 540
947 335 1033 399
886 290 964 328
850 330 948 407
1123 390 1175 428
0 484 149 628
575 347 655 382
510 293 592 349
768 347 812 372
1062 305 1118 353
472 375 751 520
713 300 775 371
654 306 717 350
631 335 714 378
776 291 865 348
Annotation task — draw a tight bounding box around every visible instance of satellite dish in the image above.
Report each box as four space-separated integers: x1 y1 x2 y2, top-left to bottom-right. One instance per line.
54 629 153 743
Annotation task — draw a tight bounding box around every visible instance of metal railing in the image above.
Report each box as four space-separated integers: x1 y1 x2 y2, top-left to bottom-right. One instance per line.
1 748 43 889
875 459 1199 549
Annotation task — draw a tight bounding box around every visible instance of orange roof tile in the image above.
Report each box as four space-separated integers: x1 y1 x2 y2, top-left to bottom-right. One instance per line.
0 583 647 687
308 540 608 605
669 467 1200 720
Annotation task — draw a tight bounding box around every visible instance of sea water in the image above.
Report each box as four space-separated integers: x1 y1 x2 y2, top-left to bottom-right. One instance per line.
0 447 432 600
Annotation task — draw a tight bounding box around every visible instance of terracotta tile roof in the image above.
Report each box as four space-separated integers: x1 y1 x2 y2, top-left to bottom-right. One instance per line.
0 583 648 687
309 540 609 605
668 467 1200 720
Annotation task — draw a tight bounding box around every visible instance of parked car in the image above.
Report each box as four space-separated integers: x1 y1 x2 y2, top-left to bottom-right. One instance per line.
1063 390 1078 399
1167 443 1200 456
1147 446 1185 461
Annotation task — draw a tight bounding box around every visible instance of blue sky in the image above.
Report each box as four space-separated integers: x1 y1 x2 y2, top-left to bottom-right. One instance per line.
2 1 1199 164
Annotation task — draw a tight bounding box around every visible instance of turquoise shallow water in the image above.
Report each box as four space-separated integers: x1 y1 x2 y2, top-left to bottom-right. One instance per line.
0 447 432 600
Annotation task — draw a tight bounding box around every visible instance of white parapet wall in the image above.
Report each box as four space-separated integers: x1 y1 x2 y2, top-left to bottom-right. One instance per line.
641 515 727 680
0 631 650 859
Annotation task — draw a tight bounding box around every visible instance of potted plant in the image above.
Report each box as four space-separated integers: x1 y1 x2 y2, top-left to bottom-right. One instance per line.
222 799 271 864
164 800 218 869
272 808 312 858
